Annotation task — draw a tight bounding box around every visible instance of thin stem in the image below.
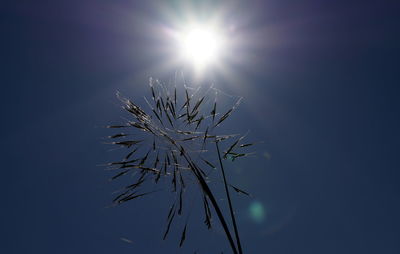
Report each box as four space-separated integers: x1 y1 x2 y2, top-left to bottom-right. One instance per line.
173 144 239 254
216 141 243 254
197 169 238 254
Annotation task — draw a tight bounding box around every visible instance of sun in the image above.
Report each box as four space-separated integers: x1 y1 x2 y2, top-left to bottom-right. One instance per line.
178 24 225 70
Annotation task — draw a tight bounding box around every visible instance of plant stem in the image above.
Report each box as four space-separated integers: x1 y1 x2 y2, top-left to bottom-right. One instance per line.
216 141 243 254
160 129 240 253
178 147 239 254
197 169 239 254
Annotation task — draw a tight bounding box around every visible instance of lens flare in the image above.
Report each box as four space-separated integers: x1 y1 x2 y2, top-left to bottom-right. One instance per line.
249 201 266 223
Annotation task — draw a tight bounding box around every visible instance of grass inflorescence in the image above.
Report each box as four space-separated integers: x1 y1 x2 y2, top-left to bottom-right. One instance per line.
106 76 255 253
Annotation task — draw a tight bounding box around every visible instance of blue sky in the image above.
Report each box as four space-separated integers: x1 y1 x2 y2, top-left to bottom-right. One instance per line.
1 0 399 253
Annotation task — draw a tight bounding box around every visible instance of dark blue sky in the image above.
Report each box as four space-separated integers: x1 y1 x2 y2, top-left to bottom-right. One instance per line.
1 0 399 253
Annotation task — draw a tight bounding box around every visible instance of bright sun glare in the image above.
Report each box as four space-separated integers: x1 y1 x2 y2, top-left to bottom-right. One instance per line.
178 24 224 70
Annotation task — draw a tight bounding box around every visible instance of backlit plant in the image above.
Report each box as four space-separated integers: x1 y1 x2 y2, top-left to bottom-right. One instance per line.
106 77 255 254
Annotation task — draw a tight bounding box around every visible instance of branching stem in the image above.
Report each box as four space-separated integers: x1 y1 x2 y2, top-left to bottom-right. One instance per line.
178 146 239 254
216 140 243 254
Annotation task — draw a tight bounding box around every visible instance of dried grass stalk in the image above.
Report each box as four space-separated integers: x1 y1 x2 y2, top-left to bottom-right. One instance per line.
106 76 254 254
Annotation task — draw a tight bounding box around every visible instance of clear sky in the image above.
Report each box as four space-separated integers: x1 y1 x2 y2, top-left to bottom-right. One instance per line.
1 0 399 253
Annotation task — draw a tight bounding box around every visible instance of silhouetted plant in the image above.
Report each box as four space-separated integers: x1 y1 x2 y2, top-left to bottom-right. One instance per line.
106 76 255 254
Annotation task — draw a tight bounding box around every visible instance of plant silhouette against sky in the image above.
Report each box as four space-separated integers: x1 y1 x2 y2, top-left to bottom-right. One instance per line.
106 77 255 253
